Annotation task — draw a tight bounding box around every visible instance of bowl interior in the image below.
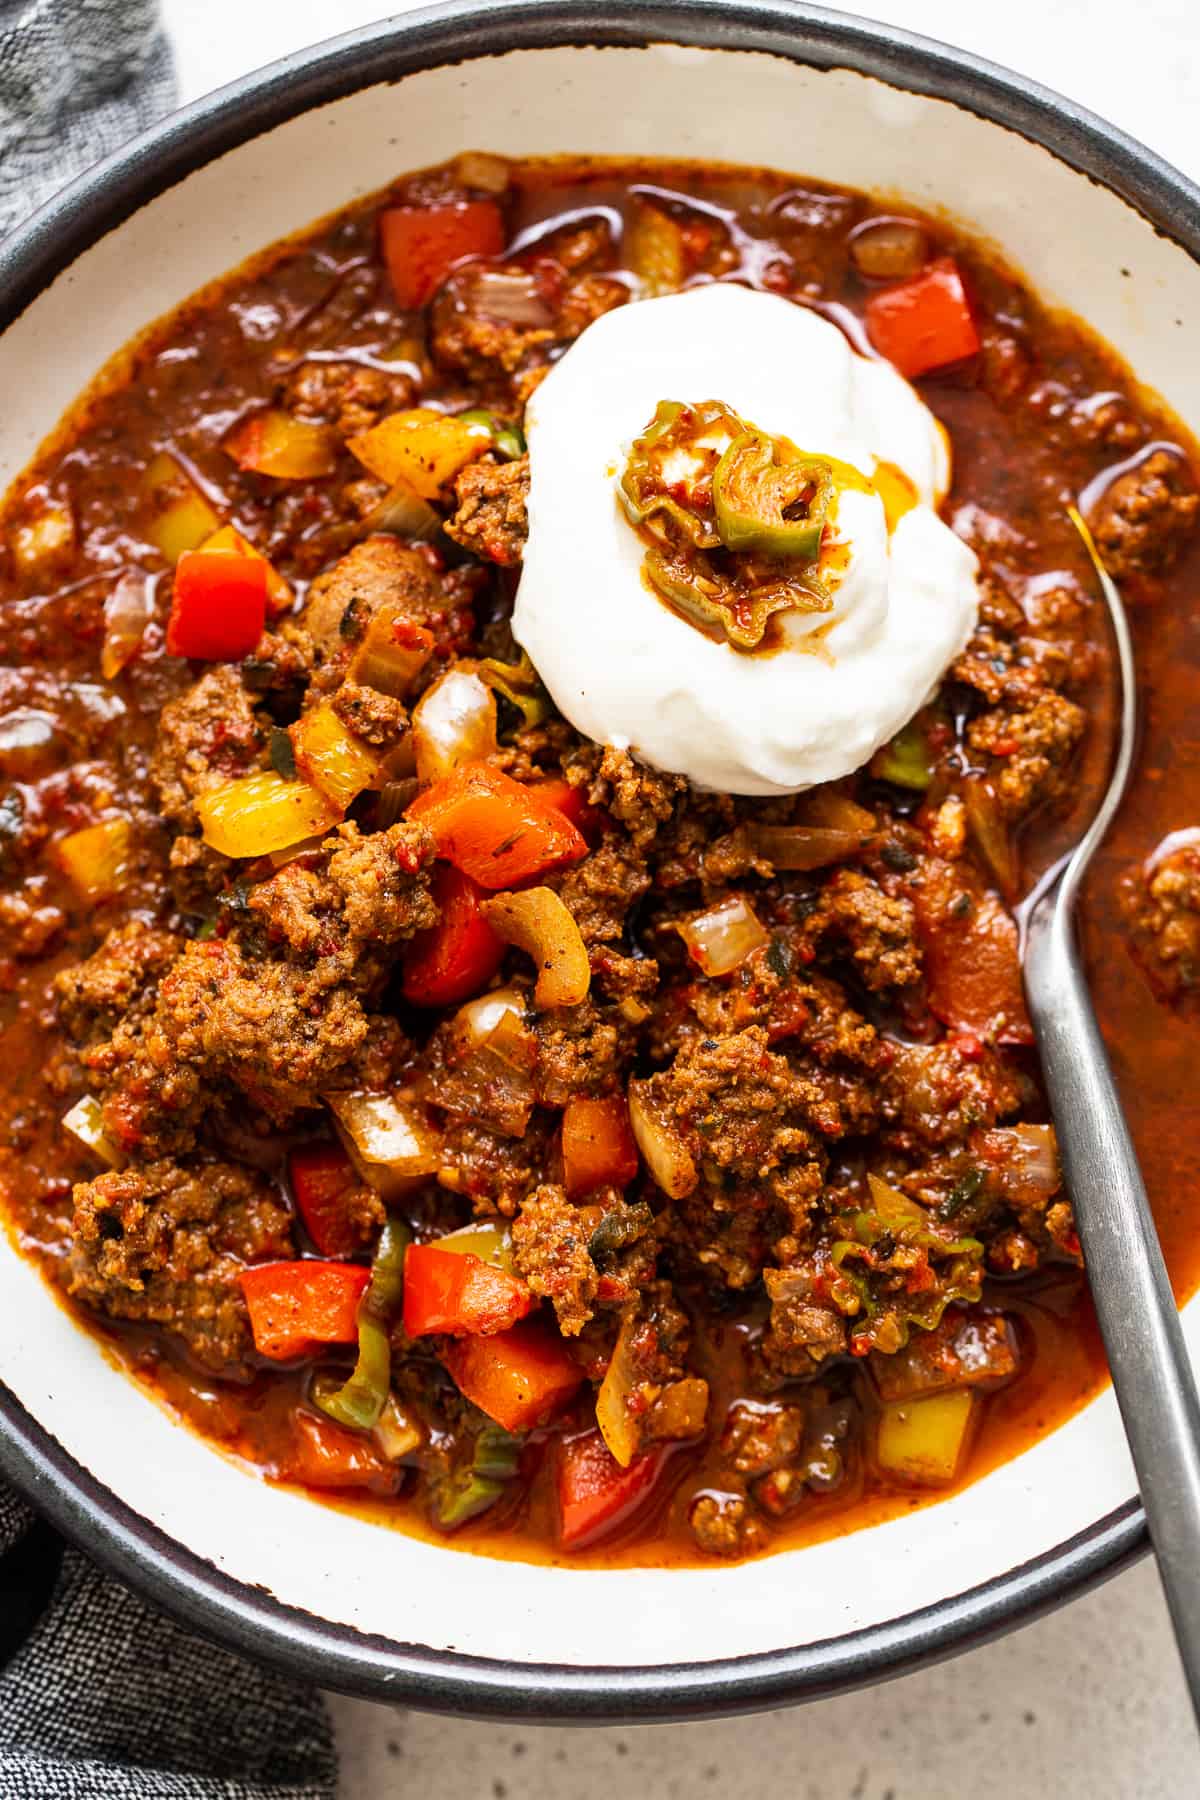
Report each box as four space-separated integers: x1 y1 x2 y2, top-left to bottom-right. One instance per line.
0 37 1195 1672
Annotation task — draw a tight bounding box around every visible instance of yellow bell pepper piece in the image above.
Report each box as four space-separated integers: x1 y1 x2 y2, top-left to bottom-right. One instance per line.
142 451 221 564
56 818 132 902
289 701 392 810
876 1389 977 1488
196 524 293 616
196 771 339 858
348 407 491 500
225 409 339 480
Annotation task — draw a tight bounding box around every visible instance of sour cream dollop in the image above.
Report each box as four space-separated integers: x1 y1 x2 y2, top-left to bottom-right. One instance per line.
513 284 979 796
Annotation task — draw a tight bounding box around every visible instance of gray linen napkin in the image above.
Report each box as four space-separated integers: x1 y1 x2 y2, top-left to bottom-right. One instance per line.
0 5 339 1794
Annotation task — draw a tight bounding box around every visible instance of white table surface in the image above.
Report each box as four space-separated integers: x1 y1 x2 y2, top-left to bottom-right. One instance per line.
158 2 1198 1792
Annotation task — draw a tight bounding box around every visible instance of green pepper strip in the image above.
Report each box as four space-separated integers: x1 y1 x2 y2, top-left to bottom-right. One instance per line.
430 1424 523 1530
712 431 831 559
457 408 527 462
314 1217 410 1431
478 649 551 730
619 401 722 550
871 718 934 791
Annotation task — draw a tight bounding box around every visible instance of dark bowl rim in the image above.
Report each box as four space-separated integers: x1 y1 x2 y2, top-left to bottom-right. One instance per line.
0 0 1191 1723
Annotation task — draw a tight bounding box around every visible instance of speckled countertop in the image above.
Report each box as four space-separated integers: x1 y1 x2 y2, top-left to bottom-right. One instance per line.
160 1 1198 1790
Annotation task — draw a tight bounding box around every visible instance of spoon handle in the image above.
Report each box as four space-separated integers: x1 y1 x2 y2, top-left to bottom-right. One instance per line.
1025 887 1200 1721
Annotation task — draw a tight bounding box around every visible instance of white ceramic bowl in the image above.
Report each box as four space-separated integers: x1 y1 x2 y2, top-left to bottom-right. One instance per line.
2 0 1198 1720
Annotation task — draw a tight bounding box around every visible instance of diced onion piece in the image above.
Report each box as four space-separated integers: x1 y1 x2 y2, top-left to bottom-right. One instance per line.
13 504 75 579
196 771 340 858
876 1390 977 1487
348 407 492 500
434 1219 517 1273
745 823 865 872
268 834 327 870
480 886 590 1009
62 1095 123 1168
196 523 293 615
468 268 556 328
676 894 767 977
100 572 155 679
358 476 442 542
327 1089 442 1199
373 1393 425 1461
849 217 929 280
982 1122 1060 1205
595 1312 641 1468
349 608 434 700
290 700 394 810
627 200 685 296
432 985 538 1139
866 1172 928 1228
798 789 877 835
141 451 221 564
627 1080 697 1200
225 409 339 479
56 819 132 902
412 666 497 785
451 151 512 194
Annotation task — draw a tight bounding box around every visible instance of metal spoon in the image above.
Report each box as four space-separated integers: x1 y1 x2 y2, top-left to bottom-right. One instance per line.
1020 510 1200 1720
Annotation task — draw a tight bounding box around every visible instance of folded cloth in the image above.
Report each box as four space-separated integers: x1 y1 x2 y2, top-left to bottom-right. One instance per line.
0 0 175 235
0 5 339 1794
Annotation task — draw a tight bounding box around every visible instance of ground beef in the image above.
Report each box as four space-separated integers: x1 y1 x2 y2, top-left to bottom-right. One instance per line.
511 1182 598 1335
967 691 1087 820
246 820 436 981
67 1157 293 1373
278 358 415 439
436 1114 553 1217
534 998 638 1105
688 1490 768 1558
760 1262 848 1371
548 838 653 1000
445 454 529 566
805 869 921 991
884 1040 1024 1147
329 681 408 748
562 745 685 852
151 666 265 830
430 265 626 387
1120 839 1200 1001
1088 448 1199 581
54 921 181 1040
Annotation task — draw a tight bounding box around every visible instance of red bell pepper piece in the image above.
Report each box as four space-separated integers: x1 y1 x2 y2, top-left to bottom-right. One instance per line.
380 200 506 309
407 761 588 889
557 1428 668 1550
166 549 268 661
534 776 610 846
561 1095 640 1200
239 1260 370 1360
288 1142 367 1259
402 864 506 1007
865 258 981 378
442 1320 583 1432
403 1244 533 1338
280 1409 402 1494
913 860 1033 1046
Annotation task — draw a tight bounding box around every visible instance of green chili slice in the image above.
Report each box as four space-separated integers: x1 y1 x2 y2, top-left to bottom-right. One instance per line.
429 1424 523 1531
712 431 831 560
313 1217 410 1432
458 408 527 462
870 717 935 791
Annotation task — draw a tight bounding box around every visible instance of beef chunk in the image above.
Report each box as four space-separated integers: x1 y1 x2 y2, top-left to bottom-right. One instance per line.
563 744 684 851
967 691 1086 820
278 358 415 439
1120 839 1200 1002
300 536 465 661
689 1490 768 1558
884 1040 1024 1146
55 921 181 1040
534 997 638 1105
512 1183 598 1335
329 681 408 748
246 819 436 978
1089 448 1199 580
760 1263 848 1371
430 265 626 386
67 1158 293 1373
445 454 529 566
151 666 265 830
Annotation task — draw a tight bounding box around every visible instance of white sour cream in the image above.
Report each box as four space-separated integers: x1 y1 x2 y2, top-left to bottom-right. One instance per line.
513 283 979 796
